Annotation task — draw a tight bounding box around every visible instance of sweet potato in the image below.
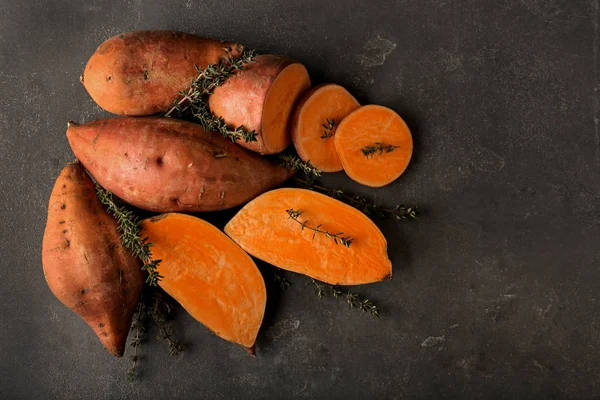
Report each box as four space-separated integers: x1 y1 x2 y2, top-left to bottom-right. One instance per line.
291 84 360 172
41 162 144 357
335 105 413 187
224 188 392 285
208 54 311 154
66 117 292 213
140 213 266 353
81 30 240 116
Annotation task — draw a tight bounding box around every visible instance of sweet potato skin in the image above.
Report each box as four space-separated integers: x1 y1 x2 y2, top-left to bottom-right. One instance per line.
41 162 143 357
208 54 309 154
224 188 392 285
141 213 266 351
66 117 292 213
82 31 240 116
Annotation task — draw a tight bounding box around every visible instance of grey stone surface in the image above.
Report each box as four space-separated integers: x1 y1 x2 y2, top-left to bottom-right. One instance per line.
1 0 599 398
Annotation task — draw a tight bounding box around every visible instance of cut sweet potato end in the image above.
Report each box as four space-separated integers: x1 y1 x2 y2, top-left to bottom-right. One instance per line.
292 84 360 172
224 188 392 285
335 105 413 187
262 63 311 154
141 213 266 349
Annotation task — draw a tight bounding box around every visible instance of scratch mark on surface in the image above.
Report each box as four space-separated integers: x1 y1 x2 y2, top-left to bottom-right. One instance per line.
357 35 397 67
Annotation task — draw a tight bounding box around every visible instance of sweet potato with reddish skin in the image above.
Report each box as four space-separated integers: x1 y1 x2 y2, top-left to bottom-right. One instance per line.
81 30 240 116
41 162 143 357
209 54 311 154
335 105 413 187
141 213 266 353
224 188 392 285
291 84 360 172
66 117 292 213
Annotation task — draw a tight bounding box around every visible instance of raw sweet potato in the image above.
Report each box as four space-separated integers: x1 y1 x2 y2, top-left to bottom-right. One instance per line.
335 105 413 187
41 162 144 357
224 188 392 285
209 54 311 154
140 213 266 353
81 30 240 116
291 84 360 172
66 117 292 213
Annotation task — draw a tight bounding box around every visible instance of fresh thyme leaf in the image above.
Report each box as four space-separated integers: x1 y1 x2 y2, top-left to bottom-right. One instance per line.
95 184 163 286
277 154 322 176
320 118 335 140
310 279 381 318
273 268 291 290
293 177 419 221
127 298 147 382
164 47 258 143
286 208 354 247
361 142 400 158
151 290 184 356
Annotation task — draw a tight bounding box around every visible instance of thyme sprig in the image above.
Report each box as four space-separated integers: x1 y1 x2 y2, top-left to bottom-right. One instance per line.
320 118 335 140
361 142 400 158
164 46 258 143
278 154 322 176
273 268 291 290
95 184 162 285
310 279 380 318
127 298 147 383
286 209 354 247
151 291 184 356
293 177 419 221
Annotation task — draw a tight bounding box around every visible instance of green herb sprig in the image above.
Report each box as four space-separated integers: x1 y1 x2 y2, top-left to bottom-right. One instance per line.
151 291 184 356
361 142 400 158
95 184 162 285
311 279 380 318
164 47 258 143
127 298 147 382
286 209 354 247
273 268 291 290
320 118 335 140
293 177 419 221
278 154 322 176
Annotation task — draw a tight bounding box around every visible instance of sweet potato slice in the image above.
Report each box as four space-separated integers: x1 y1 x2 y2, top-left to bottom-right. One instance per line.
291 84 360 172
140 213 266 352
334 105 413 187
224 188 392 285
42 162 143 357
67 117 292 213
209 54 311 154
81 30 240 116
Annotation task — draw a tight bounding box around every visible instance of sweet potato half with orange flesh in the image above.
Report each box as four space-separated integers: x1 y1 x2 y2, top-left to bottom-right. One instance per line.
225 188 392 285
67 117 292 213
209 54 311 154
291 84 360 172
335 105 413 187
42 162 144 357
81 30 240 116
140 213 266 353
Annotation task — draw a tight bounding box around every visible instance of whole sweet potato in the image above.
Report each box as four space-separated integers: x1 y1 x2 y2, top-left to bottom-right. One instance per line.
41 162 144 357
66 117 293 213
81 30 240 116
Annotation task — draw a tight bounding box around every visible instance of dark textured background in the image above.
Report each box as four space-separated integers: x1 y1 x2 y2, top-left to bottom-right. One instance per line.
1 0 599 398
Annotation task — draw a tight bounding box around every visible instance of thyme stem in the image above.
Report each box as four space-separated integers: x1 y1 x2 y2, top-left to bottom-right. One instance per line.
286 209 354 247
310 279 380 318
361 142 400 158
277 154 322 177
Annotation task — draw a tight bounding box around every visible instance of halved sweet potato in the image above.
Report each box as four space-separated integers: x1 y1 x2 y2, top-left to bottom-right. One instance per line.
66 117 292 213
42 162 144 357
140 213 266 352
334 105 413 187
209 54 311 154
291 84 360 172
224 188 392 285
81 30 240 116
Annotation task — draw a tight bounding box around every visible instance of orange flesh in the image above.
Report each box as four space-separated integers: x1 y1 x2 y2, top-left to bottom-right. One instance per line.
224 188 392 285
335 105 413 187
141 213 266 350
262 64 311 153
292 84 360 172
